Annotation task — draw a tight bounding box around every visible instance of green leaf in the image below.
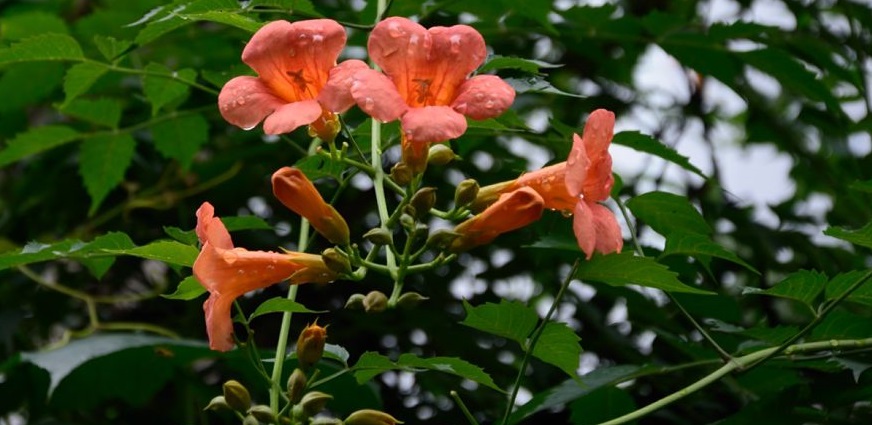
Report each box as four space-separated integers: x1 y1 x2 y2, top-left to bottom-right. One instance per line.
150 114 209 169
612 131 706 178
531 322 581 377
104 240 199 267
461 299 538 346
62 62 108 105
626 191 712 236
74 232 136 279
508 365 641 424
221 215 273 231
248 0 319 15
163 226 199 246
479 56 560 74
181 12 263 32
810 310 872 340
569 387 636 425
825 270 872 307
93 35 133 61
744 270 826 311
162 276 206 300
0 33 83 65
0 62 65 114
351 352 501 392
663 232 759 273
142 63 196 115
249 297 324 320
0 240 78 271
0 11 69 40
0 126 80 167
824 222 872 249
828 357 872 383
59 98 122 128
658 32 742 89
504 76 584 98
79 134 136 215
134 17 190 46
740 48 843 115
576 253 714 294
294 155 345 181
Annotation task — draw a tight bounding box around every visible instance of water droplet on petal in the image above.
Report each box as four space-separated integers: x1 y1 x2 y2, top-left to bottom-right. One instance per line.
485 100 495 109
474 93 485 101
454 102 468 114
388 22 404 38
561 210 573 218
236 97 246 106
241 124 257 131
449 34 462 53
312 34 323 44
288 48 296 57
363 97 375 111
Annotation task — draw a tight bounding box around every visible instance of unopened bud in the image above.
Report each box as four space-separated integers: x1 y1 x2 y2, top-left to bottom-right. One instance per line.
203 395 230 411
345 409 403 425
363 291 388 313
287 368 307 404
397 292 428 308
454 179 480 208
390 162 413 186
222 380 251 411
321 248 352 275
426 229 461 249
296 321 327 369
248 405 275 423
300 391 333 416
410 187 437 219
363 228 393 246
310 418 343 425
412 223 429 240
242 414 259 425
345 293 366 309
399 213 415 230
427 144 457 166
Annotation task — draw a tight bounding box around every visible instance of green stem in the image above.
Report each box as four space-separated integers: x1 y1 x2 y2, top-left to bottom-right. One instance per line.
597 337 872 425
97 322 179 338
501 260 580 425
451 390 481 425
87 59 219 95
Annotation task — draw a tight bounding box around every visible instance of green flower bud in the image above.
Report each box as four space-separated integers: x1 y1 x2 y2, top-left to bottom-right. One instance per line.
310 418 343 425
345 293 366 309
426 229 461 249
203 395 231 411
222 380 251 412
454 179 480 208
248 405 275 423
321 247 352 275
427 144 457 166
390 162 413 186
363 291 388 313
296 321 327 369
363 228 393 246
345 409 403 425
399 213 415 230
409 187 437 219
300 391 333 416
397 292 429 308
287 368 307 404
242 414 259 425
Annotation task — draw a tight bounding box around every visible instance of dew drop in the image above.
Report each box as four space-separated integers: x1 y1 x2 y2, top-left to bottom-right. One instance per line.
288 48 296 57
241 124 257 131
485 100 495 109
312 34 323 43
474 93 485 101
388 22 404 38
236 97 246 106
454 102 467 113
236 269 245 275
561 210 573 218
364 97 375 111
449 34 462 53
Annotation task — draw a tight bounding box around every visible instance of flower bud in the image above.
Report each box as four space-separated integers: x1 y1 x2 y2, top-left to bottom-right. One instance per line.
363 228 393 246
399 213 415 230
203 395 231 411
390 162 413 186
345 409 403 425
363 291 388 313
345 293 366 309
412 223 429 240
410 187 437 219
310 418 343 425
426 229 461 249
427 144 457 166
308 111 341 142
470 180 515 212
454 179 480 208
248 405 275 423
397 292 428 309
296 321 327 369
321 248 352 275
300 391 333 416
272 167 350 245
287 368 307 404
242 414 259 425
222 380 251 411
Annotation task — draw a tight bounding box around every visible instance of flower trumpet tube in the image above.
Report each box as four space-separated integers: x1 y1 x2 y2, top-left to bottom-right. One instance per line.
193 202 336 351
343 17 515 171
450 187 544 252
271 167 350 245
218 19 365 140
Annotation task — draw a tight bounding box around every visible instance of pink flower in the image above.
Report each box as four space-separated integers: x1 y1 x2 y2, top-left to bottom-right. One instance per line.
337 17 515 170
475 109 623 259
217 19 366 139
193 202 336 351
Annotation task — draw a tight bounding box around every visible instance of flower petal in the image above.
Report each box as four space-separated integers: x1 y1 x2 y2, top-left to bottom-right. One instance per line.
565 133 591 198
318 59 370 113
262 99 323 135
451 187 544 251
369 17 487 106
203 293 235 351
515 163 577 211
589 201 623 255
581 109 615 161
452 75 516 120
272 167 350 245
583 153 614 202
242 19 346 102
350 68 408 122
218 76 286 131
572 200 597 260
400 106 467 143
193 243 303 296
196 202 233 249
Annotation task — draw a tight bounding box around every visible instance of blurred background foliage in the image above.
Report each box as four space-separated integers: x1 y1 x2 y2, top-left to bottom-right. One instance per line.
1 0 872 424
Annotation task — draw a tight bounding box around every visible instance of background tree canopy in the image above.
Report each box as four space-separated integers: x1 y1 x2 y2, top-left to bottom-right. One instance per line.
1 0 872 424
